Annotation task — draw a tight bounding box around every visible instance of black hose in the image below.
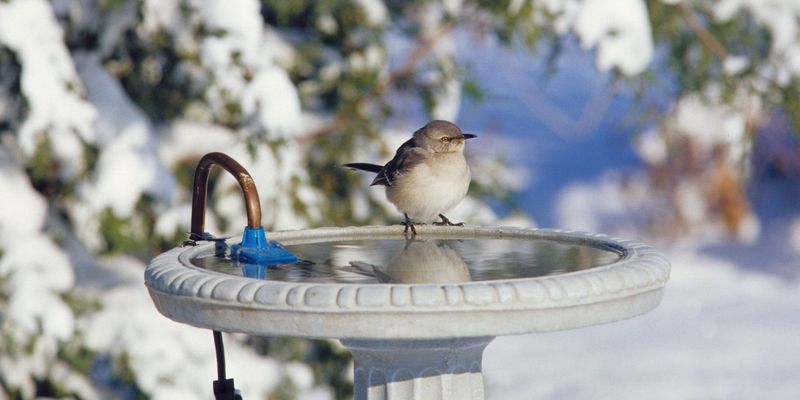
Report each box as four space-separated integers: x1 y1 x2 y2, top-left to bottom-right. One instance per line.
213 330 226 381
212 330 242 400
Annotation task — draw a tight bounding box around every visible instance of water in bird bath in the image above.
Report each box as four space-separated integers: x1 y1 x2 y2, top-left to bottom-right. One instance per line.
191 236 624 284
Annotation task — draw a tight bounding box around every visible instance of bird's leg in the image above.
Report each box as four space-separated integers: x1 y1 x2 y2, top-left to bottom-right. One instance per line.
403 213 417 236
434 214 464 227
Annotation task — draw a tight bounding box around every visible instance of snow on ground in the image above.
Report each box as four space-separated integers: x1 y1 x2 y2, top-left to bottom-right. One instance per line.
484 247 800 400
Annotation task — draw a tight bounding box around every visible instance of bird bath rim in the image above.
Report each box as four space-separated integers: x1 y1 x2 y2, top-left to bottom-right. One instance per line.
145 224 670 340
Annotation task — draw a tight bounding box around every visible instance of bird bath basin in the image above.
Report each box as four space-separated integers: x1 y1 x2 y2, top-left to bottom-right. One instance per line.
145 224 670 400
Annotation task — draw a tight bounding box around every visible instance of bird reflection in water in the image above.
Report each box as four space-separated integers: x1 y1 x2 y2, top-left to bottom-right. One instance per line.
349 239 472 284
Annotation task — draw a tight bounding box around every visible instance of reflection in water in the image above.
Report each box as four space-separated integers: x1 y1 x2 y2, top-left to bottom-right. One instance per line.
351 240 471 284
192 236 623 285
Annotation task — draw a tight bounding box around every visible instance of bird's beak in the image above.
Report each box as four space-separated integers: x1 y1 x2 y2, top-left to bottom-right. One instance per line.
462 133 477 140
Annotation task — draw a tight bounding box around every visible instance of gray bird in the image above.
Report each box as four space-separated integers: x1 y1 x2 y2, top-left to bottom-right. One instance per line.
343 120 476 235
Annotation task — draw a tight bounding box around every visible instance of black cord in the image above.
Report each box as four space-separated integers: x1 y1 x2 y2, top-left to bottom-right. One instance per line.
213 330 226 381
212 330 242 400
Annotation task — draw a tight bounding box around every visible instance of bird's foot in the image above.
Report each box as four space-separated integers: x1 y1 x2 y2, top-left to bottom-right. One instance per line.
403 213 418 236
433 214 464 227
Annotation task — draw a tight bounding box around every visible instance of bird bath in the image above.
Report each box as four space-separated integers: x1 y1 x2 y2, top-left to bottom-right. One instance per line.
144 152 669 399
145 224 670 400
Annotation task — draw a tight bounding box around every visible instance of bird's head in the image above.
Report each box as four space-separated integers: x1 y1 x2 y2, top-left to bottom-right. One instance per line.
413 120 476 153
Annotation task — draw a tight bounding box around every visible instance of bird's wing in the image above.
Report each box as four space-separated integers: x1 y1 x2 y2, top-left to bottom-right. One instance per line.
371 139 427 187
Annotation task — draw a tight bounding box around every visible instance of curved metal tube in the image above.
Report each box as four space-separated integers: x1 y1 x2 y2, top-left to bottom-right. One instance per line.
190 152 261 240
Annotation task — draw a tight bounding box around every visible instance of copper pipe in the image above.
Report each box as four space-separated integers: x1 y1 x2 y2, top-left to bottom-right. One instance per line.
190 152 261 240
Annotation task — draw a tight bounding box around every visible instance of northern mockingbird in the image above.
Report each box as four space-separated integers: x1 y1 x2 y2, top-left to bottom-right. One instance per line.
343 120 476 235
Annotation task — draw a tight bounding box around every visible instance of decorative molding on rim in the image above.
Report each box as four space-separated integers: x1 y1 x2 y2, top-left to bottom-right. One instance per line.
145 225 670 339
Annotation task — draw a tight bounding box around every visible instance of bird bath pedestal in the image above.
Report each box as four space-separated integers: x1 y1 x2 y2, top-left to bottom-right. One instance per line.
145 225 670 400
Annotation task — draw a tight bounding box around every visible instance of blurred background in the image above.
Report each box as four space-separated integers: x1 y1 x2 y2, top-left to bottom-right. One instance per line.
0 0 798 399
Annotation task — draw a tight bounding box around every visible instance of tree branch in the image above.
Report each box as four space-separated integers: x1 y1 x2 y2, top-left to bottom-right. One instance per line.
677 1 729 60
297 20 457 142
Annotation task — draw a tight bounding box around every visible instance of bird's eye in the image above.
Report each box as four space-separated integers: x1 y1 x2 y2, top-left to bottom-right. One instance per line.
440 137 450 143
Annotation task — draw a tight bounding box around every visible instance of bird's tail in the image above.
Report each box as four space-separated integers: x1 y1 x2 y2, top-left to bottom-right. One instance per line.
341 163 382 173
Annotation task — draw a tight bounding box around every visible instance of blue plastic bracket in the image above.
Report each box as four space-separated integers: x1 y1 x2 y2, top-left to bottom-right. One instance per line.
230 226 298 265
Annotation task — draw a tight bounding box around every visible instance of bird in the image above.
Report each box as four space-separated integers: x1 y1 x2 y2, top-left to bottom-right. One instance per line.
343 120 476 235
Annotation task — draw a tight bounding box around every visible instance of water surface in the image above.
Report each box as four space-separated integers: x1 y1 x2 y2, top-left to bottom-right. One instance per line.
191 237 624 284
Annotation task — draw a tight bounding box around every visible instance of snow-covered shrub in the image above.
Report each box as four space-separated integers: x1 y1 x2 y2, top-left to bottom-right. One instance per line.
0 0 518 398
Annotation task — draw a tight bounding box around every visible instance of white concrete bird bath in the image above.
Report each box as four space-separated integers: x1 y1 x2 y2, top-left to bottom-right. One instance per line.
145 224 670 400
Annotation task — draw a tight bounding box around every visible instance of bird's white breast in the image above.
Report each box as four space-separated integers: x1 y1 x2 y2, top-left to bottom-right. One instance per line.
386 152 471 222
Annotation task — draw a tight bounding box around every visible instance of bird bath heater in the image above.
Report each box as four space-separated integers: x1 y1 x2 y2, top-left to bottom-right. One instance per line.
145 153 670 400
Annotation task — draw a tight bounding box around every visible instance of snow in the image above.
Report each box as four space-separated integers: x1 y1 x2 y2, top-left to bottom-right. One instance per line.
0 152 47 236
347 45 387 74
197 0 303 137
635 128 668 164
0 148 79 395
714 0 800 53
7 281 75 342
723 56 750 75
140 0 304 137
484 248 800 400
556 171 652 237
201 0 263 57
470 155 530 195
285 361 316 389
0 149 75 303
671 89 754 165
675 180 709 226
429 69 463 121
241 66 303 134
155 120 317 232
316 14 339 35
714 0 800 85
397 2 463 122
157 120 239 163
791 218 800 252
354 0 389 26
140 0 182 35
154 203 193 238
0 0 97 177
82 257 290 400
447 17 800 395
541 0 654 75
140 0 199 54
0 0 798 398
573 0 654 75
63 52 177 252
0 0 313 394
